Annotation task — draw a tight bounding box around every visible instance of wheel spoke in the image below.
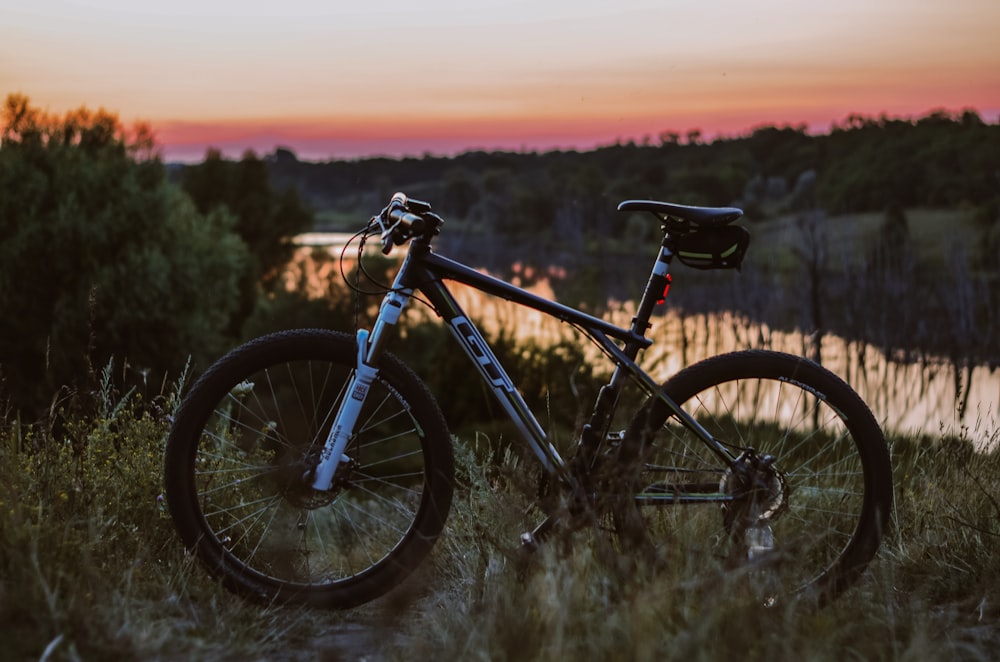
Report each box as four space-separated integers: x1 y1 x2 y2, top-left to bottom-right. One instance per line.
618 351 891 605
164 331 454 607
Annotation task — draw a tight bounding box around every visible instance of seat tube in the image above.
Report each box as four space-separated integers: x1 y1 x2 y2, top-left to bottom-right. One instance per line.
578 236 675 456
629 236 674 349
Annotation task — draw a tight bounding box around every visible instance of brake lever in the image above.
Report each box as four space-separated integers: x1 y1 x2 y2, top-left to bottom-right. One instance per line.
369 206 397 254
380 220 400 254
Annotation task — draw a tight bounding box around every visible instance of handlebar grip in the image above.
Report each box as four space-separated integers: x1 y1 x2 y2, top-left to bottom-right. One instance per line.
387 204 425 233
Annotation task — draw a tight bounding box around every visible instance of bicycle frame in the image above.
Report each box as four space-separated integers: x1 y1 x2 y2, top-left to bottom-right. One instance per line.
311 232 740 492
165 193 891 609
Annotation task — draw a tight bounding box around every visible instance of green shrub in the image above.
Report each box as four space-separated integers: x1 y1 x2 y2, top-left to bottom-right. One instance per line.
0 370 174 658
0 94 250 417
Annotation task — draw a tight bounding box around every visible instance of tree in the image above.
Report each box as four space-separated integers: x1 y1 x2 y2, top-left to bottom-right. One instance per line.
182 150 312 282
442 166 478 218
0 94 250 417
180 149 314 334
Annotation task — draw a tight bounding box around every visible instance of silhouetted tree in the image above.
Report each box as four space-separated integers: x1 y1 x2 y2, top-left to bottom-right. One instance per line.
0 94 250 417
181 149 313 333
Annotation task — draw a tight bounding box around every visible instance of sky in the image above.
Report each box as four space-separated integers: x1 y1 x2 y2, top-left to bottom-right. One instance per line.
2 0 999 161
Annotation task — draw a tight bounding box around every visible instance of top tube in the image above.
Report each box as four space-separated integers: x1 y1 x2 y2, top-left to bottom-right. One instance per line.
410 249 652 350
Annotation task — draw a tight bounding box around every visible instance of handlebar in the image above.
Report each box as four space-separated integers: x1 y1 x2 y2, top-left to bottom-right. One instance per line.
376 192 441 254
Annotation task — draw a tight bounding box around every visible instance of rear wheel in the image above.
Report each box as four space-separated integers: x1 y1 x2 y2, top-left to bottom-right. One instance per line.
620 350 892 606
165 329 454 608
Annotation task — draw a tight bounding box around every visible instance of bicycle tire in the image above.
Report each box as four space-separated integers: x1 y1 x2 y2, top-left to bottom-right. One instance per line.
164 329 454 608
619 349 892 606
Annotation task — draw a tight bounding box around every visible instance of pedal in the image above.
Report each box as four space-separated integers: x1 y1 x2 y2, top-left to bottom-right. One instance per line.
519 514 555 552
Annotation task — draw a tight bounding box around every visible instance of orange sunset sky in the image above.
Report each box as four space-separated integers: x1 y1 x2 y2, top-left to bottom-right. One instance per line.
3 0 999 161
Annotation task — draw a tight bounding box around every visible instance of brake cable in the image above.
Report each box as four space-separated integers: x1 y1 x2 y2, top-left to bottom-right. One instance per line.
339 218 435 331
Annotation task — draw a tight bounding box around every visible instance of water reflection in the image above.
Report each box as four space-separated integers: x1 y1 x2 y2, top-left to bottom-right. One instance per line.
428 275 999 451
287 242 1000 451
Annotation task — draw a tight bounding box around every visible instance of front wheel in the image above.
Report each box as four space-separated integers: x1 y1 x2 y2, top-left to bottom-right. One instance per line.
164 329 454 608
619 350 892 606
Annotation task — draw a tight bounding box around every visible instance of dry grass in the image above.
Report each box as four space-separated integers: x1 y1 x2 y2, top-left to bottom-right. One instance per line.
1 360 999 660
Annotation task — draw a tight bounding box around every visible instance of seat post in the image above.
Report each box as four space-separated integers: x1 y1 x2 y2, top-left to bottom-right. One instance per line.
626 232 675 358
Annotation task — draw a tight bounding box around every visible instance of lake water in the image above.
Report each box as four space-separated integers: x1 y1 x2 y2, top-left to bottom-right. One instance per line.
290 237 1000 451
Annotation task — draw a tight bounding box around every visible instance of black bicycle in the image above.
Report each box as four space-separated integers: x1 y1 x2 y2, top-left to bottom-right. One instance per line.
164 193 892 609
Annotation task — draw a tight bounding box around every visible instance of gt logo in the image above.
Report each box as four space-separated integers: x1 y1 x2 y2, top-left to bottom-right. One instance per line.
452 317 516 393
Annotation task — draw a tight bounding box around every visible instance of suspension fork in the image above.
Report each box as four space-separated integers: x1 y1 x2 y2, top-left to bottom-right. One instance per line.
310 262 415 491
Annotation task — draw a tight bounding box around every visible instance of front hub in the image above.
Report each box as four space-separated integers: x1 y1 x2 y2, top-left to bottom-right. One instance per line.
278 455 357 510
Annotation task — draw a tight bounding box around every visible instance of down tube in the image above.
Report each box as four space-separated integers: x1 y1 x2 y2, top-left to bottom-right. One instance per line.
419 278 565 474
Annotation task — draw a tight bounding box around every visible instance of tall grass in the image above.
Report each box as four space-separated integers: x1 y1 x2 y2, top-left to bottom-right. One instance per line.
406 429 1000 661
0 363 353 660
1 362 999 659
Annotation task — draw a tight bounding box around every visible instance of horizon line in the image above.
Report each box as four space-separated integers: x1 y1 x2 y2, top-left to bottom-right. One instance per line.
154 105 1000 164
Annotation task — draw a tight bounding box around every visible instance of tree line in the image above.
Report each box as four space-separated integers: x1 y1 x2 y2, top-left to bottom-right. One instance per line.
266 108 999 233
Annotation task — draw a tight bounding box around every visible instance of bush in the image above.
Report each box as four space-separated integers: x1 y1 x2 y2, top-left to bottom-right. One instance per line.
0 362 176 658
0 94 250 417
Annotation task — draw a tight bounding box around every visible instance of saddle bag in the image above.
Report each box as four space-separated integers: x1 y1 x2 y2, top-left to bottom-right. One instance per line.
674 226 750 270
